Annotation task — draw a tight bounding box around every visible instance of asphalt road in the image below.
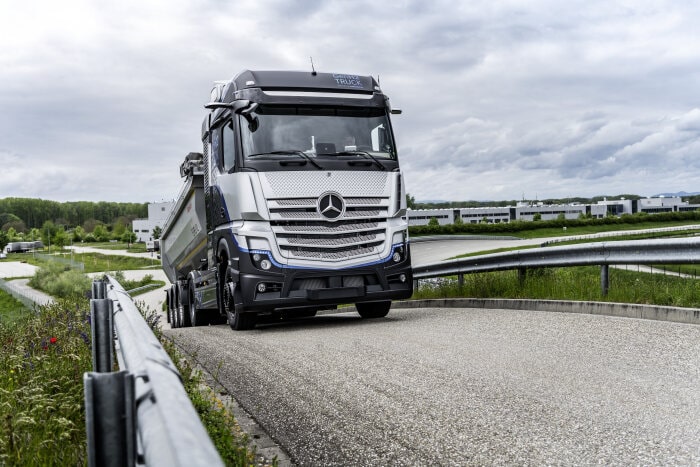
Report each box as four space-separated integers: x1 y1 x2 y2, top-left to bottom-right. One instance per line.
165 307 700 465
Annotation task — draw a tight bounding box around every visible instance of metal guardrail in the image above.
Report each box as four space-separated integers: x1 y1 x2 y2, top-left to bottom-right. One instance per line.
539 224 700 246
83 276 224 467
413 237 700 295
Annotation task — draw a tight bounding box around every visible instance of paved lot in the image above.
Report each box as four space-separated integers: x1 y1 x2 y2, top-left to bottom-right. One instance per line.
166 307 700 465
0 261 39 278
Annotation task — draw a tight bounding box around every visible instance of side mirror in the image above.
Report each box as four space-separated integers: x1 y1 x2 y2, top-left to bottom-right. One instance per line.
239 102 259 132
204 100 259 132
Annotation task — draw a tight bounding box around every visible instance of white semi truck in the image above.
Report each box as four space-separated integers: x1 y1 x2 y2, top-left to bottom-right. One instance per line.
161 70 412 330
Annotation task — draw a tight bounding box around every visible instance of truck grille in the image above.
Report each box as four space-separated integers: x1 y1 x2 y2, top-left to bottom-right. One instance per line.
268 197 389 262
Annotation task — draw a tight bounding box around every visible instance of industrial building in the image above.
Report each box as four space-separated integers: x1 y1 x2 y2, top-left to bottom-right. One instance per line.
407 197 700 226
132 201 174 243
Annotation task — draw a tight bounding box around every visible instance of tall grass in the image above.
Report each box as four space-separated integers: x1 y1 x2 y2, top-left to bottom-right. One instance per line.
0 298 92 466
414 266 700 308
0 289 31 325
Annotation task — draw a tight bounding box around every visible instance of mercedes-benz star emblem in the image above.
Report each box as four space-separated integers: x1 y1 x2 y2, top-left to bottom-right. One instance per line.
317 192 345 221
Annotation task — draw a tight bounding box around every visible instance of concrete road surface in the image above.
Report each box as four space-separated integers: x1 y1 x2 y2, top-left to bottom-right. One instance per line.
166 307 700 465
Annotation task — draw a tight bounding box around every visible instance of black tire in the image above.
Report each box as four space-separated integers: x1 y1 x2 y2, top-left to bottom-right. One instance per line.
356 301 391 319
170 285 180 328
189 281 207 326
223 268 256 331
178 282 191 328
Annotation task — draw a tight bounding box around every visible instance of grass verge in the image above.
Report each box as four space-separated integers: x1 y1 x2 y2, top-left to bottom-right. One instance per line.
0 297 92 466
1 292 268 465
414 266 700 308
0 289 31 325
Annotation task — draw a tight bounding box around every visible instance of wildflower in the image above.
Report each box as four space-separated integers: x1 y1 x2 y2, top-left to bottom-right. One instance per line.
50 337 57 344
80 332 90 346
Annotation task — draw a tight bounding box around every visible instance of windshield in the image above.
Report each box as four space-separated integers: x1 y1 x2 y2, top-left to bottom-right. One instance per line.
240 105 397 160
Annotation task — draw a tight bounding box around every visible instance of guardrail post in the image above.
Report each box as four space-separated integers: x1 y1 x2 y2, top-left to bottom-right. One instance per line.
84 371 136 467
518 268 526 285
91 298 114 373
458 274 464 289
413 279 419 291
600 265 609 296
92 279 106 299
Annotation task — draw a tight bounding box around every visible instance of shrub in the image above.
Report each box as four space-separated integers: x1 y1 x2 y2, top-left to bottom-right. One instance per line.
29 263 91 299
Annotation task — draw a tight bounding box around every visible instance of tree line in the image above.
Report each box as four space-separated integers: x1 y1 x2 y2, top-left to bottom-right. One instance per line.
0 197 147 231
0 197 148 250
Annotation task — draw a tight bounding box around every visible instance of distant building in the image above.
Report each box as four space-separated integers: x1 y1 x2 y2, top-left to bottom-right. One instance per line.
406 196 700 226
132 201 174 243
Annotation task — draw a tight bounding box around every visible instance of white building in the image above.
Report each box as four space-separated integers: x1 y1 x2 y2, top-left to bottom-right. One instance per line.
406 196 699 226
132 201 174 242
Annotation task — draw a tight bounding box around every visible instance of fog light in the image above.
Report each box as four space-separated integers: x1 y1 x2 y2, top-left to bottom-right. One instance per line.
253 253 262 262
257 282 267 293
392 251 402 263
260 259 272 270
399 273 407 283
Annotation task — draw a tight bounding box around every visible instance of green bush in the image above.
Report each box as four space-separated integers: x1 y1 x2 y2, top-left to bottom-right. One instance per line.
28 263 91 299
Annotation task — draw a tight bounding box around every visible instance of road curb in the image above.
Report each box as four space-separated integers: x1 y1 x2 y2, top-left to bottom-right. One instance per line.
392 298 700 325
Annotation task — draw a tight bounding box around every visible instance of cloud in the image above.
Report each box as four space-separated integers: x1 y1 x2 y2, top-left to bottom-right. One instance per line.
1 0 700 202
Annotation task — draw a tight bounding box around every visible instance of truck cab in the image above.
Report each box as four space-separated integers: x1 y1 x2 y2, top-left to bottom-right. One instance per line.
161 70 412 330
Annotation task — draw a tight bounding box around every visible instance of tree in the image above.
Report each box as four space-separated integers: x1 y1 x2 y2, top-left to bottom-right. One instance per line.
121 231 137 244
5 227 19 242
53 227 69 249
2 219 26 234
112 216 129 239
406 193 416 210
0 230 7 250
93 224 109 242
152 225 162 240
533 213 542 221
82 219 100 233
427 217 440 227
41 220 59 247
72 226 85 242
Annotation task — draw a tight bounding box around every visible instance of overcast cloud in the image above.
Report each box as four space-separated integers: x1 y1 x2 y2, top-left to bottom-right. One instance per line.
1 0 699 202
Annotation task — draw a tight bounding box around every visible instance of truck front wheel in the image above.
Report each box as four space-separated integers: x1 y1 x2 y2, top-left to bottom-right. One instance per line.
356 301 391 319
223 269 256 331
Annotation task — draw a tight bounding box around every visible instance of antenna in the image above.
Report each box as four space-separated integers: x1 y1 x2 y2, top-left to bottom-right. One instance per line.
310 57 317 76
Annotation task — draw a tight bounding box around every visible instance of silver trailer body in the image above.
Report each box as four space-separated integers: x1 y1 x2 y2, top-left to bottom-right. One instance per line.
160 154 207 284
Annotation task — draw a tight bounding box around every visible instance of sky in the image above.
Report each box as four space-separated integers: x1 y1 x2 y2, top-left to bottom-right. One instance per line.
2 0 700 203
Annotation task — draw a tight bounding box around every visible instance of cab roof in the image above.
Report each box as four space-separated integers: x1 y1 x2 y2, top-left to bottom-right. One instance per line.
232 70 379 94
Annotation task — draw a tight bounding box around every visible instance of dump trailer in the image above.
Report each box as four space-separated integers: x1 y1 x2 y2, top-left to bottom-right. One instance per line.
161 70 413 330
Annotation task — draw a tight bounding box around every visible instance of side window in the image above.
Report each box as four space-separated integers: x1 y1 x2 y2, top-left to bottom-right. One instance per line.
211 126 222 169
223 122 235 171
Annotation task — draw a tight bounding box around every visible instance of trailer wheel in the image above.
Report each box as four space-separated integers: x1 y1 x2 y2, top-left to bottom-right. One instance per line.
223 269 255 331
356 301 391 319
189 281 206 326
177 283 190 327
169 285 180 328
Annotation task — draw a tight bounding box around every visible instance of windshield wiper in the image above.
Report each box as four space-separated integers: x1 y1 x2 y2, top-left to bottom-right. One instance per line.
335 150 387 171
247 150 324 170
